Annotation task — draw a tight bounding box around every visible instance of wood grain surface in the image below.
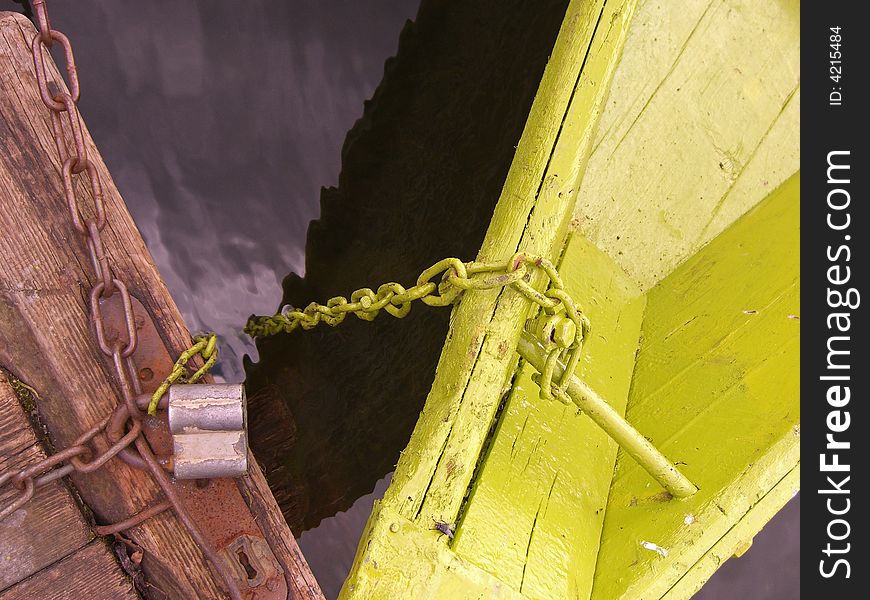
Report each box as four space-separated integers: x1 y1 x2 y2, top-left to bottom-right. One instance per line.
0 371 95 591
0 11 320 599
0 540 138 600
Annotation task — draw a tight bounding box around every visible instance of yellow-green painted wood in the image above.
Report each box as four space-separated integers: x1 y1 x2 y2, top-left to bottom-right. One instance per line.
383 0 639 530
662 464 799 600
342 502 526 600
454 235 645 599
589 172 800 599
341 0 799 596
514 332 697 501
415 0 641 529
574 0 799 291
342 0 639 597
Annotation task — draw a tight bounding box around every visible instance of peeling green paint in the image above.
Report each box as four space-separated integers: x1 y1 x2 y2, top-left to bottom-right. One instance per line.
342 0 640 596
455 236 645 599
340 0 798 596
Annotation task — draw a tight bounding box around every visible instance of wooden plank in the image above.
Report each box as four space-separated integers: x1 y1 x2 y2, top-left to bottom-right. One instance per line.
0 540 137 600
0 12 321 599
411 0 640 525
662 465 800 600
341 0 640 596
589 173 800 599
384 0 639 527
574 0 800 291
452 235 645 599
0 372 93 591
339 0 799 596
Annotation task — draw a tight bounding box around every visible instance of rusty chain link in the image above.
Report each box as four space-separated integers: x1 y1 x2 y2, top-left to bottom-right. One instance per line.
0 412 142 521
0 3 242 599
0 3 588 595
245 252 592 402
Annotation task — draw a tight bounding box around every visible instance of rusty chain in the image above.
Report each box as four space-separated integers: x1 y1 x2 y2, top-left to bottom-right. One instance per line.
0 4 589 595
0 413 138 520
245 253 592 402
0 3 242 599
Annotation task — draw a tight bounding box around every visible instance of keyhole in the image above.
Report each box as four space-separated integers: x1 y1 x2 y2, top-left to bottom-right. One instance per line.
236 549 258 581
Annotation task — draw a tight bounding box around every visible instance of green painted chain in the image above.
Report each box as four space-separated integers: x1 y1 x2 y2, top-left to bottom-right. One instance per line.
146 333 219 415
245 254 590 402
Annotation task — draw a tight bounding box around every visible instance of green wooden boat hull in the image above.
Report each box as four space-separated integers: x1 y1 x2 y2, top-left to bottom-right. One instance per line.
342 0 799 597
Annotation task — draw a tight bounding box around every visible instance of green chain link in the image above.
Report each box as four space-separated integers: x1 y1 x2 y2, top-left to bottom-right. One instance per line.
244 254 590 402
147 333 218 415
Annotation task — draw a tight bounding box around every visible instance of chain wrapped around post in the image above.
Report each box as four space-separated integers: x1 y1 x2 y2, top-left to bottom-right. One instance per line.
246 253 698 499
245 253 591 402
0 3 241 598
0 412 139 521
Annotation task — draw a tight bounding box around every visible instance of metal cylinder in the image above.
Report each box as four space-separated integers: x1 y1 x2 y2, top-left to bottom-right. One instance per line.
168 383 248 479
168 384 246 434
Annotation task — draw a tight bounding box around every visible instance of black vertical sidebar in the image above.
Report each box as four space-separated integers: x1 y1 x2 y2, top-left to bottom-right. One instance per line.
803 3 866 597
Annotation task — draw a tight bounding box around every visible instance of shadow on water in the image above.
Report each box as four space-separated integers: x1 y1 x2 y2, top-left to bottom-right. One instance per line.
243 1 570 595
2 0 798 597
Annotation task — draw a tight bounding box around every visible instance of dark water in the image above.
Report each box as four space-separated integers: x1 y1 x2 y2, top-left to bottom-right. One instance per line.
3 1 797 598
240 0 573 564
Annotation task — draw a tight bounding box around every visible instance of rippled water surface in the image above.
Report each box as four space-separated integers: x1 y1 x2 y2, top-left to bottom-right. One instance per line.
32 0 420 384
2 2 798 598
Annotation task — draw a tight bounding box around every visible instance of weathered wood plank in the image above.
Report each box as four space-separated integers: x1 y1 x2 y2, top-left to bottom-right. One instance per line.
575 0 800 291
662 465 800 600
589 173 800 599
0 372 93 591
388 0 640 528
0 540 138 600
0 11 320 599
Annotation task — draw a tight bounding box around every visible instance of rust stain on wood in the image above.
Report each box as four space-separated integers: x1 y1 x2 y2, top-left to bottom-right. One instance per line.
0 10 322 599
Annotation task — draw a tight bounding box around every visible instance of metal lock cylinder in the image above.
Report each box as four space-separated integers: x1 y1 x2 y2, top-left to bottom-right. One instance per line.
168 383 248 479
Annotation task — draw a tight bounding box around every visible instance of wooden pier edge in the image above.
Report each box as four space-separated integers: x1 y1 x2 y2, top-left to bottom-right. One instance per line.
0 12 322 599
1 370 138 598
